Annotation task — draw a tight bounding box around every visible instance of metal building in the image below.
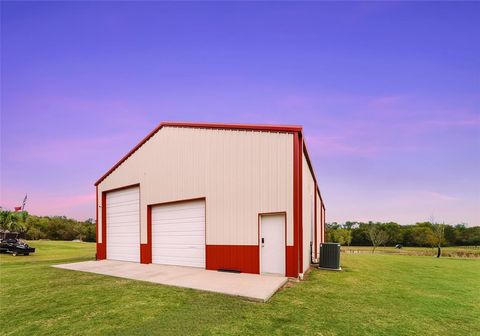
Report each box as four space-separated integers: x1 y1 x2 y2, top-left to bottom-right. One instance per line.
95 122 325 278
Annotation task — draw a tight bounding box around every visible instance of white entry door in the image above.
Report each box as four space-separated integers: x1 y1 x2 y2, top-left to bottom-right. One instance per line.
106 186 140 262
260 213 285 275
151 199 205 268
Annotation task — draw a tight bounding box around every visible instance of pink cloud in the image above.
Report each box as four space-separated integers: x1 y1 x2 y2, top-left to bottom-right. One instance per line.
413 191 458 202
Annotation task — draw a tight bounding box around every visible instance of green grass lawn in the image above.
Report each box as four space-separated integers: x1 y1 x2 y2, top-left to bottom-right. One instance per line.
1 241 479 335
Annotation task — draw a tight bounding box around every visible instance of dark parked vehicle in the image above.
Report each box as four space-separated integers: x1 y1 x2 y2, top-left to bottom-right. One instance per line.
0 232 35 256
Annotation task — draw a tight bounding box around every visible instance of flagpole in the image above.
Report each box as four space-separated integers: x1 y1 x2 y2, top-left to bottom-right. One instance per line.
21 194 27 211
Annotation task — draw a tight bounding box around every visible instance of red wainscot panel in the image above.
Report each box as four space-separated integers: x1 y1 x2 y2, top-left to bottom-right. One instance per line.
206 245 259 274
140 244 151 264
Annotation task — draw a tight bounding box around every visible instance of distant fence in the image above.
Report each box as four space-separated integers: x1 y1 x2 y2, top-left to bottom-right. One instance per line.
340 246 480 258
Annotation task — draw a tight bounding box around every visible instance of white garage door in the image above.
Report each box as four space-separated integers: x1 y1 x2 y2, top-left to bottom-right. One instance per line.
106 186 140 262
152 199 205 268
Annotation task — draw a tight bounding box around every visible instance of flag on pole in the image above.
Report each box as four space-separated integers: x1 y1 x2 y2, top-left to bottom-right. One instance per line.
14 207 22 212
21 194 27 211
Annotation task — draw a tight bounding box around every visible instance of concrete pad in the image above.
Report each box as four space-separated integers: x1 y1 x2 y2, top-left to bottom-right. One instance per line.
53 260 288 302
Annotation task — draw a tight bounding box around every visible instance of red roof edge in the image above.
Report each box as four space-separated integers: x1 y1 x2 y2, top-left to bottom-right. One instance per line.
94 121 303 186
161 121 302 133
302 139 325 208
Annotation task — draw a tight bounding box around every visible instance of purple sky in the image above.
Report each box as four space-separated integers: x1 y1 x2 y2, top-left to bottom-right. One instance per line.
1 2 479 226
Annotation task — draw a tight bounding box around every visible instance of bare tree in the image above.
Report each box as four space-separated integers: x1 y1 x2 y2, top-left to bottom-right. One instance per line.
432 222 445 258
367 224 389 253
429 216 445 258
378 230 389 248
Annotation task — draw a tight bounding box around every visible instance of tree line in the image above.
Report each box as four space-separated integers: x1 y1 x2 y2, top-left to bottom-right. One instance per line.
326 221 480 248
0 210 96 242
2 209 479 248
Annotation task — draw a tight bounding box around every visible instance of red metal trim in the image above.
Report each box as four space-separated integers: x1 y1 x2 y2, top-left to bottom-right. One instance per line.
99 191 107 259
94 124 164 186
303 139 325 208
96 186 104 260
314 183 318 260
298 134 303 274
291 131 303 278
286 246 297 277
95 185 97 256
162 121 302 133
95 122 303 186
205 197 207 267
101 183 140 193
141 205 152 264
258 211 287 276
147 196 206 208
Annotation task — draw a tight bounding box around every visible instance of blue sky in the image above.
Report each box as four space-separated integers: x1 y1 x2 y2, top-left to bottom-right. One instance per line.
1 2 479 225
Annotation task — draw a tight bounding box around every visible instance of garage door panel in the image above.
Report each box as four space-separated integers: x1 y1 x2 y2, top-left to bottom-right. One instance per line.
154 247 203 257
153 235 204 244
152 199 205 268
153 254 204 263
154 209 204 218
152 217 204 225
107 197 138 207
106 186 140 263
107 215 140 225
108 229 138 236
157 202 204 211
155 258 203 268
107 200 138 211
154 213 204 221
152 225 204 233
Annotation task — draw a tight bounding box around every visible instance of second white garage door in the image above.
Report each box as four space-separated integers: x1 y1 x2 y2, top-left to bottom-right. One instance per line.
151 199 205 268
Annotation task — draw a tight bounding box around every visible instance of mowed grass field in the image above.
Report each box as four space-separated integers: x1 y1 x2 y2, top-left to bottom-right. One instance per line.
1 241 479 336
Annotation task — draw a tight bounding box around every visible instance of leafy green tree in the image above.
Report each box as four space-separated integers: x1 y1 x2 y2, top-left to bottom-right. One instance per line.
412 226 436 247
0 210 26 232
344 221 358 230
330 228 352 246
382 222 403 245
443 225 456 246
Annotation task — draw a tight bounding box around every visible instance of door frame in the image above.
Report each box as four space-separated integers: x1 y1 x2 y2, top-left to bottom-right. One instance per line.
147 197 207 268
258 211 287 276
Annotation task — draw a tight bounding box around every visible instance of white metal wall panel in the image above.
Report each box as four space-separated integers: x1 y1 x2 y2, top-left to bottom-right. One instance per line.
302 153 315 272
151 199 205 268
106 186 140 262
97 127 293 246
